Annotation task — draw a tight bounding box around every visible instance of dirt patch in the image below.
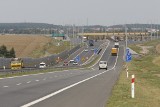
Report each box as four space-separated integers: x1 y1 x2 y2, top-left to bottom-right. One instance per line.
0 34 52 57
154 74 160 77
136 44 153 55
156 44 160 53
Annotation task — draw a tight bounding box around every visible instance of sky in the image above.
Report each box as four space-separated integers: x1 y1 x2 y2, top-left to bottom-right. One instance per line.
0 0 160 26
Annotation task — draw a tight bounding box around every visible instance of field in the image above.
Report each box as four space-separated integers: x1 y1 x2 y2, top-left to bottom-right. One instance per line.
106 39 160 107
0 34 70 58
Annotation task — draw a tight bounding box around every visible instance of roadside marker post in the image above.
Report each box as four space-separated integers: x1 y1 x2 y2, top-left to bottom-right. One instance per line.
126 65 128 78
131 74 135 98
3 66 5 70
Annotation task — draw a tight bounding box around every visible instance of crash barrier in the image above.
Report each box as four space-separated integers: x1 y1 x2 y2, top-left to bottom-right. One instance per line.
97 48 102 54
0 45 81 69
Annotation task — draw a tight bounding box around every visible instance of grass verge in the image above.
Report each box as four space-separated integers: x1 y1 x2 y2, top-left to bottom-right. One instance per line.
106 40 160 107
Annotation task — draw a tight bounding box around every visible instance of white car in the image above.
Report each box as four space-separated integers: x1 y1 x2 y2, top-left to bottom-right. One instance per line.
99 61 108 70
91 48 95 51
39 62 46 68
69 59 74 63
84 49 88 52
73 61 78 65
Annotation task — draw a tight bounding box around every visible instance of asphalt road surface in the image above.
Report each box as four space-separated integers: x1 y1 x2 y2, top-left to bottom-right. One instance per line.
0 40 124 107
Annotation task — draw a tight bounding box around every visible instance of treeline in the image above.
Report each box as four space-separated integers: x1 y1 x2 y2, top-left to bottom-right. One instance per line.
0 45 16 58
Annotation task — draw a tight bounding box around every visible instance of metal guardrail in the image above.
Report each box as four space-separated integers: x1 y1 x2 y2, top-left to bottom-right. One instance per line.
0 45 81 70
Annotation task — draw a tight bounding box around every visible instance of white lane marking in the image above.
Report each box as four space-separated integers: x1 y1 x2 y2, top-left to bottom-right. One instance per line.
27 81 31 84
35 80 39 82
89 40 110 68
63 70 69 71
48 72 54 74
21 47 120 107
82 41 107 66
21 69 111 107
3 86 9 88
49 77 53 79
43 78 46 80
70 73 72 74
0 41 108 81
17 83 22 85
92 68 95 70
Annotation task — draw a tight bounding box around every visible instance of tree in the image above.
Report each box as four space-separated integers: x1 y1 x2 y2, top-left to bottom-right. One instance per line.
0 45 7 57
9 47 16 58
0 45 16 58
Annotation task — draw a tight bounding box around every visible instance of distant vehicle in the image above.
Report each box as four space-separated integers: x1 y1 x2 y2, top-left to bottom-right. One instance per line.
99 61 108 70
63 61 69 66
83 36 87 42
73 61 78 65
114 42 119 48
120 37 124 41
89 40 94 46
111 48 118 56
91 48 95 51
114 36 119 42
39 62 46 68
10 58 23 70
84 49 89 52
69 59 74 63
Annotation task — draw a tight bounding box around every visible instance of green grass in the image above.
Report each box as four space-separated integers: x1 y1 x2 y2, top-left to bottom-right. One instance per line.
128 44 142 54
106 40 160 107
29 39 72 58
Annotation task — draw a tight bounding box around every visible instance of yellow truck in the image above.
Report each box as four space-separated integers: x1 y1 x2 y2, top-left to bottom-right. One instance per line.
111 48 118 56
10 58 23 69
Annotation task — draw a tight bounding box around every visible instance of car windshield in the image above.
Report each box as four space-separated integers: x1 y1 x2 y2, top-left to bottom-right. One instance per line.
40 63 45 66
100 62 107 64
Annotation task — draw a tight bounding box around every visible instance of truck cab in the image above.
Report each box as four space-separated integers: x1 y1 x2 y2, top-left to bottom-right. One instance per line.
111 48 118 56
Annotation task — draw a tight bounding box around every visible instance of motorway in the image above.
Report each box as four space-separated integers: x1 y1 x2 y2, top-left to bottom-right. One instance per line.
59 40 104 66
0 40 124 107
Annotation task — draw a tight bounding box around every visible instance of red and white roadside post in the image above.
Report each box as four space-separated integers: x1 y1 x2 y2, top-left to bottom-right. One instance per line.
131 75 135 98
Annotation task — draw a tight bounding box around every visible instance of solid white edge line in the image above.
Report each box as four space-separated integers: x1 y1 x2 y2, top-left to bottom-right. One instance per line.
0 40 109 80
88 40 110 68
21 43 120 107
21 68 112 107
81 41 108 66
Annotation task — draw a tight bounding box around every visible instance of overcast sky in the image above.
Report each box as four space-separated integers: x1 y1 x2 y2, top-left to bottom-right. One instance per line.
0 0 159 25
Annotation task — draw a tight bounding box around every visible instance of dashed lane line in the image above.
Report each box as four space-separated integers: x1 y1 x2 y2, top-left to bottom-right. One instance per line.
27 81 31 84
16 83 22 85
43 78 46 80
3 86 9 88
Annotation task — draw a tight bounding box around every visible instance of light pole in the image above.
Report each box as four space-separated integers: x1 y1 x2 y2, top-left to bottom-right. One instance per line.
125 25 128 53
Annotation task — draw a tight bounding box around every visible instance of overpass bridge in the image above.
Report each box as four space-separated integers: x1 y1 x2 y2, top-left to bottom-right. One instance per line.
78 32 151 41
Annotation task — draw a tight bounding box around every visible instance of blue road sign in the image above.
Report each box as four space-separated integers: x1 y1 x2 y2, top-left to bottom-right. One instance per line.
75 55 80 62
94 48 98 54
126 49 132 62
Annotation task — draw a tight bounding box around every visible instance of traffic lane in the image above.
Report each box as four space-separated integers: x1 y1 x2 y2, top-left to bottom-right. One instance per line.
78 40 106 64
31 45 124 107
64 40 104 66
0 40 110 107
78 50 94 64
0 69 109 107
32 69 116 107
93 40 114 68
0 69 93 88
